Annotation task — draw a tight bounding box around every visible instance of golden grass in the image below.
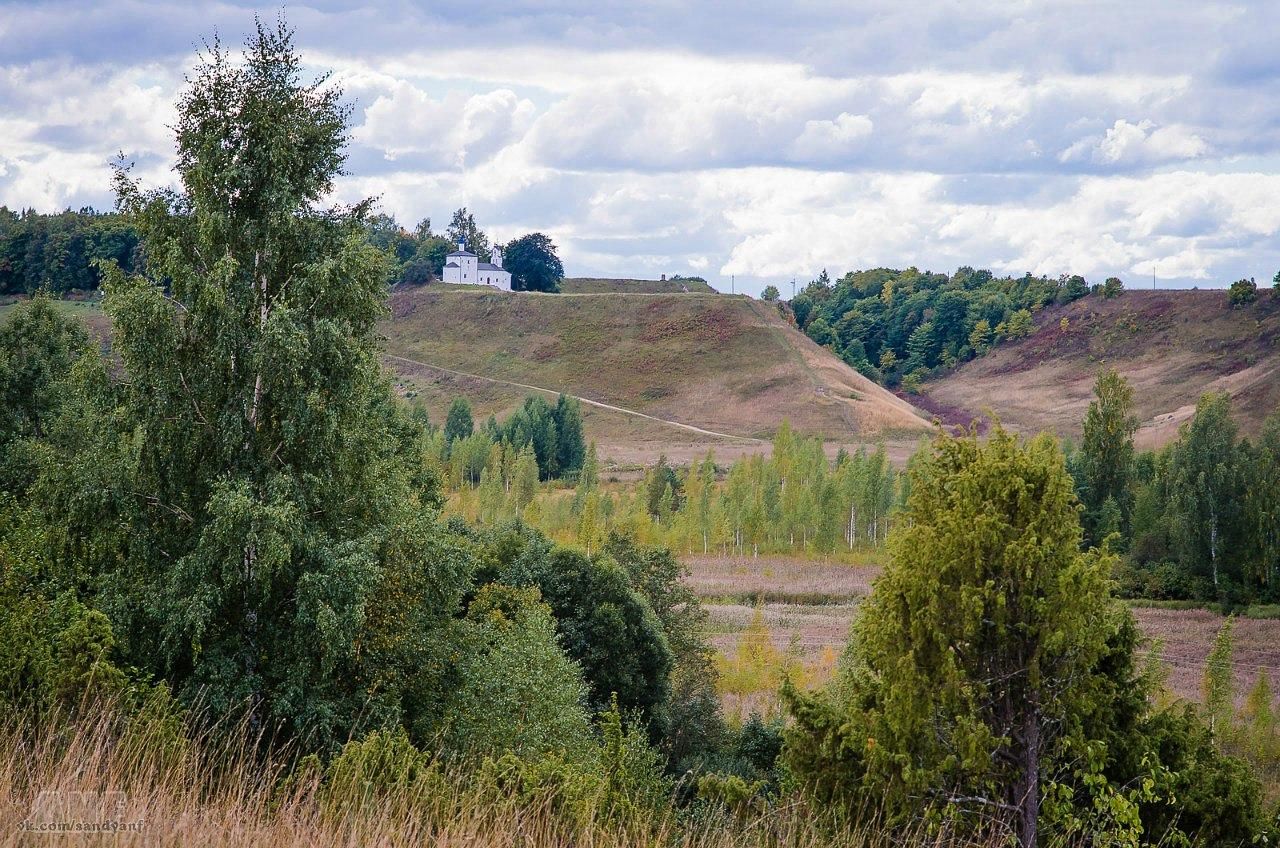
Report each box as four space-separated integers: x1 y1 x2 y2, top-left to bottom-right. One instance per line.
0 707 1011 848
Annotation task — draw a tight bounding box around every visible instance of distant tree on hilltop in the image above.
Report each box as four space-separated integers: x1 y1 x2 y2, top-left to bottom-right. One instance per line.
504 232 564 293
446 207 490 260
1229 277 1258 305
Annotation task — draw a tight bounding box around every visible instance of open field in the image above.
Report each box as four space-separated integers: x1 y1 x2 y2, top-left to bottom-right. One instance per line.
685 555 1280 709
919 290 1280 449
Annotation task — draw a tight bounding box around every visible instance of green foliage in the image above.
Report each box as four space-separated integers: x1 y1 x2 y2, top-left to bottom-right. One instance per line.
1202 615 1236 735
760 285 780 302
785 424 1120 845
503 232 564 293
509 545 673 732
320 728 442 814
439 586 596 763
1102 276 1125 298
0 207 141 294
1229 277 1258 305
796 266 1071 386
446 207 490 261
26 22 474 750
1079 368 1138 546
444 397 475 447
0 294 89 450
1120 397 1280 604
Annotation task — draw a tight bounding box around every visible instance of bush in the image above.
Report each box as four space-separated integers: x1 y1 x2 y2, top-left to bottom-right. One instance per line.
1102 276 1124 298
504 546 673 733
437 585 596 764
1229 277 1258 305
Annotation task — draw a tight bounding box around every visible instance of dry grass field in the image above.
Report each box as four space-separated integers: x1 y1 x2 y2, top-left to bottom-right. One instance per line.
685 555 1280 710
919 290 1280 449
382 287 931 466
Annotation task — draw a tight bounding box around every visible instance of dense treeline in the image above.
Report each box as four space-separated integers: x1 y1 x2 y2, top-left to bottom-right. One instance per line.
1068 373 1280 605
0 207 142 293
789 265 1109 388
1 200 564 295
431 394 586 486
0 22 1272 848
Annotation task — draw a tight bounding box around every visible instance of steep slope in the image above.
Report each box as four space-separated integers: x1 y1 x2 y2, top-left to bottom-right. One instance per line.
918 290 1280 449
384 287 931 462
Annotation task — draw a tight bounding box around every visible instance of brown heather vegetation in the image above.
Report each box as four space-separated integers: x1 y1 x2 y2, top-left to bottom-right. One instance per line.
920 290 1280 449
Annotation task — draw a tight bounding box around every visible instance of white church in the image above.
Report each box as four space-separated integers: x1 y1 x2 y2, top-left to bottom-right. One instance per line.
443 241 512 290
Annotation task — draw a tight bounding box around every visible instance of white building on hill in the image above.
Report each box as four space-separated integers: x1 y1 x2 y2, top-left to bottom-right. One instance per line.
443 241 512 290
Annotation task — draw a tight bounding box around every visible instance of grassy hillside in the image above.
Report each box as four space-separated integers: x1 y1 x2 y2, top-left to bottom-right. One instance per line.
384 288 931 464
919 290 1280 449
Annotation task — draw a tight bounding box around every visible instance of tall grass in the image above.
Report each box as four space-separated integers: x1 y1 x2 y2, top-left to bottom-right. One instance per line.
0 705 1025 848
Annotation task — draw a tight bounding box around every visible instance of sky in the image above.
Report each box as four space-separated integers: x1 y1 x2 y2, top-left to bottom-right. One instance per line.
3 1 1280 295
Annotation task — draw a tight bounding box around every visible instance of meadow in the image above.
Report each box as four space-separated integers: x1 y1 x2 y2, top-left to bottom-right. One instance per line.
687 554 1280 714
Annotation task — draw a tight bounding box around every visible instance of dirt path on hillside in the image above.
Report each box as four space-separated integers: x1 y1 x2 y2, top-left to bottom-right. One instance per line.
384 352 764 443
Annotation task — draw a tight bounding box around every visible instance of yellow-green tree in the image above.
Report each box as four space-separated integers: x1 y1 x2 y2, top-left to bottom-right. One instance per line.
786 425 1118 846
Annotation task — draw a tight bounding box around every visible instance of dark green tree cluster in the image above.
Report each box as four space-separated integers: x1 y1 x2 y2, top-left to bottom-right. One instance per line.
364 213 455 286
785 424 1267 846
1066 370 1280 605
0 207 141 294
789 266 1092 385
439 394 585 482
503 232 564 293
1119 394 1280 604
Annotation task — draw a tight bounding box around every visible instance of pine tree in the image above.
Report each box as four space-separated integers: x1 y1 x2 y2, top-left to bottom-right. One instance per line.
1242 671 1276 760
787 425 1118 846
512 443 540 516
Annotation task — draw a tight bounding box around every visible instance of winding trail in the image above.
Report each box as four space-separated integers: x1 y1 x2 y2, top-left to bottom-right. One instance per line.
384 352 763 443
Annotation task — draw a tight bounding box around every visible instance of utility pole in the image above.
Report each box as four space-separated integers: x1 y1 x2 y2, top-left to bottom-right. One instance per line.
791 277 796 298
731 274 735 295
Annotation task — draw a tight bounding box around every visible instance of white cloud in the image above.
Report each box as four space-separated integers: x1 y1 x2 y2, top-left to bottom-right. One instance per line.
790 113 873 161
356 84 536 170
1060 119 1208 166
3 2 1280 293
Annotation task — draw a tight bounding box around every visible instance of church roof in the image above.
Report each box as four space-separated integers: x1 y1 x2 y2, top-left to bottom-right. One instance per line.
477 262 507 271
444 261 459 268
446 249 477 258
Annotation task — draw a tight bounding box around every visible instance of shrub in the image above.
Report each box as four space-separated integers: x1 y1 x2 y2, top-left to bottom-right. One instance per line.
438 586 596 764
1229 277 1258 305
503 545 673 732
1102 276 1124 298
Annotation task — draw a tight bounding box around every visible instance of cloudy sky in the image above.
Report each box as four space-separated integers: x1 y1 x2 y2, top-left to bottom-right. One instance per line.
3 1 1279 294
